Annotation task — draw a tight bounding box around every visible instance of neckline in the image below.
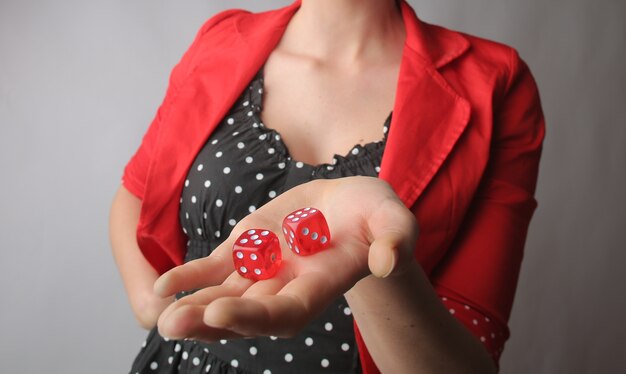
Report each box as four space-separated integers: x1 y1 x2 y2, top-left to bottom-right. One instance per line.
248 65 393 170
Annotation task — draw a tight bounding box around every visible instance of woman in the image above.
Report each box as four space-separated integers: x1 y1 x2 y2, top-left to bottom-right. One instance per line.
109 0 545 372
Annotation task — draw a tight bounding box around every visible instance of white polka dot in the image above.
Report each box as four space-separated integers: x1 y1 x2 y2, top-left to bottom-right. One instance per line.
197 164 204 171
211 139 219 145
236 251 244 258
141 340 147 348
305 337 313 346
182 227 187 234
184 179 189 187
215 151 223 158
243 100 249 106
275 134 281 140
247 111 253 117
227 118 234 125
321 358 329 368
240 266 248 273
237 142 245 149
220 339 227 345
341 343 350 351
215 230 221 238
270 336 277 340
375 166 381 173
296 161 304 168
191 196 197 204
269 190 277 198
278 162 286 169
223 167 231 174
256 173 264 180
268 147 275 154
231 359 239 367
182 351 189 360
284 353 293 362
248 205 256 213
263 370 271 374
326 166 334 171
204 180 211 188
245 156 253 164
384 126 388 134
343 307 351 315
150 361 158 370
232 132 240 137
258 88 263 94
203 212 207 219
174 343 181 352
351 148 359 155
197 228 202 235
324 322 333 331
229 219 236 226
205 364 212 372
259 134 267 140
168 356 173 364
192 357 200 366
235 186 243 193
249 346 258 355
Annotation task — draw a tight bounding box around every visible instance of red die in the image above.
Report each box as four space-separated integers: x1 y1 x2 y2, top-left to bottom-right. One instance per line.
232 229 282 281
282 207 331 256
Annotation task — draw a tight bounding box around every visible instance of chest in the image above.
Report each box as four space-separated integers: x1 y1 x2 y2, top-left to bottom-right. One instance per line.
259 51 400 165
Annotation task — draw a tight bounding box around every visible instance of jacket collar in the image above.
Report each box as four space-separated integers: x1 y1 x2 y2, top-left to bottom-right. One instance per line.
140 0 472 257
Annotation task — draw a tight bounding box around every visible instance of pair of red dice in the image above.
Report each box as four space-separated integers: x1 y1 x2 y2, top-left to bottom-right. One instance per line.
232 207 331 281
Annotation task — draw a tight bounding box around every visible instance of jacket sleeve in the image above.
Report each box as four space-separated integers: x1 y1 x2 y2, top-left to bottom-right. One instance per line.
121 9 242 200
430 48 546 368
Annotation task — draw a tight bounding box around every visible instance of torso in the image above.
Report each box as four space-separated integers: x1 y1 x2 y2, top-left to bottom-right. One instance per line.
260 47 402 165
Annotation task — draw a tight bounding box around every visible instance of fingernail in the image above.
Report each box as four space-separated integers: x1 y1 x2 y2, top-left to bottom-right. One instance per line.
381 248 398 278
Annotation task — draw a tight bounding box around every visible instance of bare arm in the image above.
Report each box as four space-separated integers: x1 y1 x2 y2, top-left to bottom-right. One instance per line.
109 185 174 329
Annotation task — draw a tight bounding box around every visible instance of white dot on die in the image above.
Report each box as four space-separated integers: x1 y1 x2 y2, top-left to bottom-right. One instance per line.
304 207 311 211
321 359 329 368
325 322 333 331
449 308 455 314
321 236 328 244
283 228 288 234
248 230 256 235
472 319 478 325
294 246 300 253
261 230 269 236
251 235 259 240
240 266 248 273
236 251 244 258
305 337 313 346
292 217 300 222
290 231 295 238
287 215 294 219
310 209 317 213
311 232 318 240
302 228 309 235
254 269 261 275
301 213 308 218
250 254 258 260
254 240 262 245
296 211 302 215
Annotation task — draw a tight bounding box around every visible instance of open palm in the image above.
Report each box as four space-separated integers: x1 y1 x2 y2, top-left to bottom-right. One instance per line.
154 176 419 343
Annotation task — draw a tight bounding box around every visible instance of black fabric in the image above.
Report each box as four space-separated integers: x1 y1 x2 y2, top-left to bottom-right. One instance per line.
130 66 392 374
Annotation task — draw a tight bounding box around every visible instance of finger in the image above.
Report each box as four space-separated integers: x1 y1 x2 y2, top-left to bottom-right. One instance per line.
367 197 419 277
242 263 294 298
203 272 335 337
158 272 252 322
158 303 246 342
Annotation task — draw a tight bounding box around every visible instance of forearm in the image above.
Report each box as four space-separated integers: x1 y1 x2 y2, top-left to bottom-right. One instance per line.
109 185 174 329
345 257 497 373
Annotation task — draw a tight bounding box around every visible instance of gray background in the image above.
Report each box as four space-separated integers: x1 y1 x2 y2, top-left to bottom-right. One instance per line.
1 0 624 372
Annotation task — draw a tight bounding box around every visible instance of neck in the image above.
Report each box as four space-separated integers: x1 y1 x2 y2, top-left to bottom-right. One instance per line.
282 0 405 66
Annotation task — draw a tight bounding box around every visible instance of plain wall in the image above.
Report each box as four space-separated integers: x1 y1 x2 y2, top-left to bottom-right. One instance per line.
1 0 624 372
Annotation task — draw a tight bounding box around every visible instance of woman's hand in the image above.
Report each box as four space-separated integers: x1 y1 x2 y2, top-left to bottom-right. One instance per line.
154 176 419 342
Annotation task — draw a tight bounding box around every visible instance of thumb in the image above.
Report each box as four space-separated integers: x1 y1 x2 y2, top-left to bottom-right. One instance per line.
366 201 419 278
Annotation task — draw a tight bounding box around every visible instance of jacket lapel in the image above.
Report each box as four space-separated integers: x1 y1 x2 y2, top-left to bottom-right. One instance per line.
379 0 471 207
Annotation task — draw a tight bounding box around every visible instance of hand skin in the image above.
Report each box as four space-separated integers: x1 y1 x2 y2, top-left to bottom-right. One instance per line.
109 185 174 329
153 177 497 373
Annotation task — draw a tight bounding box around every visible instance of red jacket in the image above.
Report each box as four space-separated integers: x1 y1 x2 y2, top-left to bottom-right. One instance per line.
121 0 545 372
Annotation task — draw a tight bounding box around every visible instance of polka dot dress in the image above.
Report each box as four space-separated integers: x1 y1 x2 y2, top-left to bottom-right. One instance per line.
129 66 392 374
